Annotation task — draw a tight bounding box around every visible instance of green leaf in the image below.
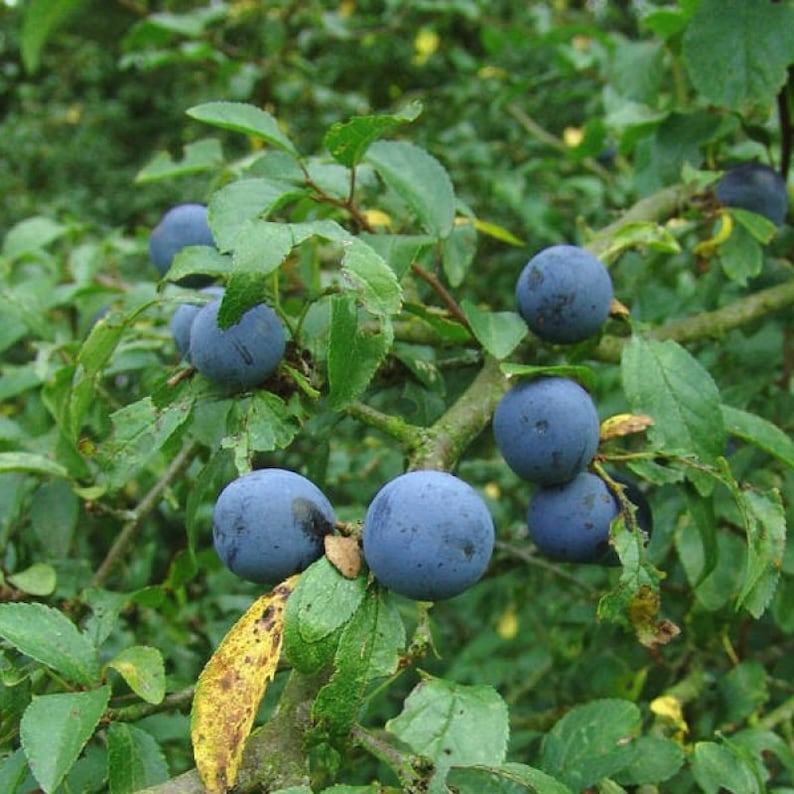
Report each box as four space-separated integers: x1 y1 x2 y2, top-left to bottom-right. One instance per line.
613 736 685 786
107 723 169 794
209 178 305 252
387 676 509 779
0 452 69 480
736 488 786 618
691 741 762 794
365 141 455 238
311 587 396 743
621 337 725 478
20 686 110 794
0 749 30 794
283 558 367 674
722 405 794 469
440 219 478 287
135 138 224 183
682 0 794 111
446 763 574 794
165 246 231 285
20 0 87 74
461 301 527 360
83 588 131 647
101 389 194 490
30 479 79 558
69 302 157 440
187 101 299 156
718 223 763 286
324 101 422 167
540 699 641 790
341 238 403 316
730 208 777 245
359 233 435 280
108 646 166 705
2 216 68 260
6 563 56 597
221 392 301 475
589 220 681 262
718 661 768 725
327 294 393 408
0 602 100 686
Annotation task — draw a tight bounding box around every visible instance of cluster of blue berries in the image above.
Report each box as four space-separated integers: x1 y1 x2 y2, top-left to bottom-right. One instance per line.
496 245 651 564
150 204 286 392
212 467 494 602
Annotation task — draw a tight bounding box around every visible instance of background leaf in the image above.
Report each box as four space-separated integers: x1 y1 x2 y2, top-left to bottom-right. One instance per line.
682 0 794 111
20 686 110 794
327 295 393 408
0 602 99 686
324 101 422 167
540 699 641 790
107 723 169 794
108 646 166 705
187 101 299 156
365 141 455 238
387 676 510 784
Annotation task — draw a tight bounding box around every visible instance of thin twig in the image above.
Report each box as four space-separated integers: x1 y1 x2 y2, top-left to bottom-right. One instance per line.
410 262 474 335
92 442 200 588
495 540 598 594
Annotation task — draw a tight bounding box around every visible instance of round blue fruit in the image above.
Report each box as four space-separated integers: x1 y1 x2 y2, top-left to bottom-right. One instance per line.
170 286 225 360
362 470 495 601
528 471 652 565
213 468 335 584
515 245 613 344
493 377 600 485
189 298 286 391
715 162 789 226
148 204 216 283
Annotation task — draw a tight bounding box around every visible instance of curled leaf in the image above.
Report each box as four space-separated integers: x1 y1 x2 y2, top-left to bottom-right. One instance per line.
600 413 655 441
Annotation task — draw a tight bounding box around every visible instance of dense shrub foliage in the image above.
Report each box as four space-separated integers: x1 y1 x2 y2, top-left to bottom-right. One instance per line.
2 2 794 793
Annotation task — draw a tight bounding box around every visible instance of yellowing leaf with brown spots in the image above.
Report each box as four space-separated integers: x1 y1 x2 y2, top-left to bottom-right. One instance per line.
191 576 299 793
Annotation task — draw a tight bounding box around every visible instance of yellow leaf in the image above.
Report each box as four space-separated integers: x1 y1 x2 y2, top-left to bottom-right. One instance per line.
362 208 392 229
563 126 584 148
600 413 655 441
413 28 440 65
191 576 299 793
458 216 525 247
496 604 519 640
693 211 734 258
651 694 689 737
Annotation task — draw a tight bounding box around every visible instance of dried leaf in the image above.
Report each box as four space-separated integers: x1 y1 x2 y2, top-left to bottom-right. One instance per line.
324 535 362 579
191 576 299 793
600 413 655 441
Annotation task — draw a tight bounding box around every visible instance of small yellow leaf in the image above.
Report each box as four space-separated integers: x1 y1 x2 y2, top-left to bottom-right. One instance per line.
469 217 526 247
693 211 734 258
563 126 584 148
413 28 440 65
651 694 689 737
600 413 655 441
191 576 299 793
496 604 519 640
362 208 392 228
